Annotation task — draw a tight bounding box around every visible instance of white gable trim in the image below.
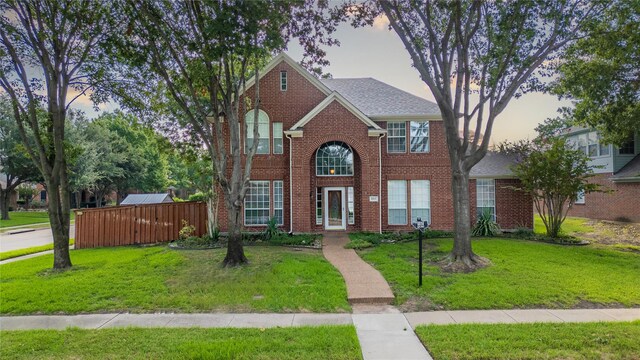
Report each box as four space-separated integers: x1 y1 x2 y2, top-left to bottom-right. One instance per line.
290 92 385 134
241 53 332 97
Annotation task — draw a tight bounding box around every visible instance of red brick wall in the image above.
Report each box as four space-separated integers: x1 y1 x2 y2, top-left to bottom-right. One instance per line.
469 179 534 230
567 173 640 222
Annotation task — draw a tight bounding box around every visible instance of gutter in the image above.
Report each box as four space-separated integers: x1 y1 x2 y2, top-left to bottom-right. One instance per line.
286 133 294 233
378 132 386 234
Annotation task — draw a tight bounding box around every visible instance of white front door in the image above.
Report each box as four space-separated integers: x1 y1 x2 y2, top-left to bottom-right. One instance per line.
324 187 346 230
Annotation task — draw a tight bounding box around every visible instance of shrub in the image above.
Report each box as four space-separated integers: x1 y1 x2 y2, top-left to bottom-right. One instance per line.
472 210 501 237
344 239 374 250
268 233 320 247
188 192 207 202
262 217 281 241
178 220 196 240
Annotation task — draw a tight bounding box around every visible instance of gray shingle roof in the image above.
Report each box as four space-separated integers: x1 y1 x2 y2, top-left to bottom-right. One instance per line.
120 193 173 205
320 78 440 117
612 154 640 182
470 152 519 178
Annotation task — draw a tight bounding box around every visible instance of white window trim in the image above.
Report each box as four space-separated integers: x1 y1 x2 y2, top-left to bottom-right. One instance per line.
388 180 407 225
410 180 431 225
575 190 585 204
315 141 354 177
273 122 283 154
347 186 355 225
244 109 270 155
387 121 407 153
476 178 496 221
280 71 287 91
244 180 270 227
273 180 284 225
409 121 430 153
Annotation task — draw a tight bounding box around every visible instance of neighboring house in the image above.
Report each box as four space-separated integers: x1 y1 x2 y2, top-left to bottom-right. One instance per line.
0 173 19 210
120 193 174 205
564 127 640 222
216 53 533 233
469 152 533 230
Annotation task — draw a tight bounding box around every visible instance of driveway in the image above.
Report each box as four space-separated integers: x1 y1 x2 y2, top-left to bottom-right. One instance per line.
0 225 76 252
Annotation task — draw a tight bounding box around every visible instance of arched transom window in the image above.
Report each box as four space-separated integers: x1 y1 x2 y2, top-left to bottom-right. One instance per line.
316 141 354 176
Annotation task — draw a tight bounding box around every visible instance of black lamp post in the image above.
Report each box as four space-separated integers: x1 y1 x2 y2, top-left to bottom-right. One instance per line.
412 217 428 287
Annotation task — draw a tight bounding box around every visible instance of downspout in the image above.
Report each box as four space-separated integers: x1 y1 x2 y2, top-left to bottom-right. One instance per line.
286 133 294 234
378 133 386 234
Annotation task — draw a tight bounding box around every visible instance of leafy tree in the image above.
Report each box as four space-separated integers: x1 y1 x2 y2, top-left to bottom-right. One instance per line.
0 0 114 269
552 0 640 146
115 0 341 266
17 183 38 210
508 138 602 238
353 0 605 271
0 96 42 219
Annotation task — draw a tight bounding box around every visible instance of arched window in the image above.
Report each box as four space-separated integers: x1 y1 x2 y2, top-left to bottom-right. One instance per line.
245 109 269 154
316 141 354 176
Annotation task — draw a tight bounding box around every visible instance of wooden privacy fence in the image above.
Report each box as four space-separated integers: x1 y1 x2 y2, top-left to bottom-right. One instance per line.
74 202 207 249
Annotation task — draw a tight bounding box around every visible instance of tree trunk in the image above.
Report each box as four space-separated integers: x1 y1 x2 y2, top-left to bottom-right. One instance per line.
443 163 490 272
47 177 72 269
0 189 11 220
75 191 82 209
222 200 247 267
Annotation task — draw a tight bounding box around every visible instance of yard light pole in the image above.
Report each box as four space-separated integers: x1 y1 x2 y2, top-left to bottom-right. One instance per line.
412 217 428 287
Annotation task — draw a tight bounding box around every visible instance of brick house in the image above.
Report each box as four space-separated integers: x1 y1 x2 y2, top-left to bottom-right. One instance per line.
217 53 533 233
565 127 640 222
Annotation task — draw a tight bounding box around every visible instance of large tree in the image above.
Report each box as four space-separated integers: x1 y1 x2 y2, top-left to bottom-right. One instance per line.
552 0 640 145
117 0 340 266
0 96 42 219
0 0 113 268
367 0 605 271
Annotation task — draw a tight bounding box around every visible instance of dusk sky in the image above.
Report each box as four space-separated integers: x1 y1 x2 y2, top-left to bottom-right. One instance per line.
72 14 573 145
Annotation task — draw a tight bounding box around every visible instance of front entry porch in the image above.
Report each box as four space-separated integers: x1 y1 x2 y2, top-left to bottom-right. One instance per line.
316 186 354 231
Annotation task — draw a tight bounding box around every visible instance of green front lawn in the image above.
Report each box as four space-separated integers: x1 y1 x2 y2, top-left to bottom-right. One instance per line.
534 214 593 236
0 239 74 261
0 245 350 314
0 211 75 229
359 238 640 310
1 326 362 360
416 321 640 360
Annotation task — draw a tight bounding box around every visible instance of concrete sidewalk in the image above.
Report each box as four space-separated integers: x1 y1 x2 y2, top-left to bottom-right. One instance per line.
322 232 395 304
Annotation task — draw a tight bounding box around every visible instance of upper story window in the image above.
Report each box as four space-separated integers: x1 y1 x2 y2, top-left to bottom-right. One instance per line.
619 136 635 155
387 122 406 153
245 109 270 154
316 141 353 176
570 132 610 157
272 122 283 154
280 71 287 91
410 121 430 153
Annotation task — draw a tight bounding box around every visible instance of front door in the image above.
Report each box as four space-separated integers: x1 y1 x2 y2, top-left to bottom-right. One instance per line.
324 187 346 230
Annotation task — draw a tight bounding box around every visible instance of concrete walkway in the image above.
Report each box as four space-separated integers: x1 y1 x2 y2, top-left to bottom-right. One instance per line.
322 232 394 304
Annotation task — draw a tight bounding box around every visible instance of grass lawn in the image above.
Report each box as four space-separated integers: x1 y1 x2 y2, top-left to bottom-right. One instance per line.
0 245 350 314
0 326 362 360
534 214 593 236
358 238 640 310
416 321 640 360
0 211 75 229
0 239 74 261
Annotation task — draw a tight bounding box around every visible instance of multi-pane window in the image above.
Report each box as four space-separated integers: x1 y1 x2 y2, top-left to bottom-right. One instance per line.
347 187 355 225
387 122 406 153
273 122 283 154
410 180 431 225
244 181 270 225
280 71 287 91
245 110 270 154
571 132 610 157
587 132 598 157
316 188 323 225
619 137 635 155
316 141 354 176
575 190 585 204
274 181 283 225
410 121 430 153
476 179 496 220
388 180 407 225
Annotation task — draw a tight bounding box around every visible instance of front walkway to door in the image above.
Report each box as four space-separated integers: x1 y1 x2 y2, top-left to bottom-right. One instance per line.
322 232 395 304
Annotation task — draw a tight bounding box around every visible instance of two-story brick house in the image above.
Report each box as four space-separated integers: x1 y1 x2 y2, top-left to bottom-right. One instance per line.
565 127 640 222
217 53 533 233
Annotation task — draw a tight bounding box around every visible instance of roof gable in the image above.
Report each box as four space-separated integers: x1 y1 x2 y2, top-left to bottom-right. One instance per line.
120 193 173 205
242 53 331 97
288 92 384 135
